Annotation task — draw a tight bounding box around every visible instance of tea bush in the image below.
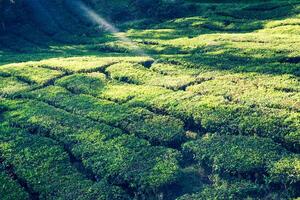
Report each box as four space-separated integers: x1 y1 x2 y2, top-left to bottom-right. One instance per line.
183 134 288 175
267 155 300 185
0 163 29 200
0 63 64 85
24 86 187 146
2 99 181 195
0 123 128 200
177 178 263 200
0 76 32 96
0 0 299 199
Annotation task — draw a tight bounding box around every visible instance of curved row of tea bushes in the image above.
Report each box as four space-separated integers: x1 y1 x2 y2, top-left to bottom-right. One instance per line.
30 56 154 73
0 76 32 97
55 72 173 104
0 123 128 200
183 134 287 175
216 1 299 20
1 99 181 197
106 62 198 90
56 73 107 95
186 73 300 112
182 134 300 195
24 85 187 146
93 81 300 151
0 63 64 85
0 163 30 200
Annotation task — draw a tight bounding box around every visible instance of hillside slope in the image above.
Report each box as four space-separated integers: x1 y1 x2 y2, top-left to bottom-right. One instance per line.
0 0 300 199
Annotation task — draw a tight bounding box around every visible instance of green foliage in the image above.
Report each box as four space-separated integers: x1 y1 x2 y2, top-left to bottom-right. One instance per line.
24 86 186 146
82 0 186 21
0 0 300 199
1 99 181 195
267 155 300 185
0 123 128 200
0 164 29 200
131 0 186 19
56 73 107 95
183 134 288 175
0 63 64 85
0 76 32 96
107 62 197 90
74 135 180 189
177 178 263 200
100 83 172 103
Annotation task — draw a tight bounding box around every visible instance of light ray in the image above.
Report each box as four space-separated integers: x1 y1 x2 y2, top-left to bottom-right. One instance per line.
74 0 150 57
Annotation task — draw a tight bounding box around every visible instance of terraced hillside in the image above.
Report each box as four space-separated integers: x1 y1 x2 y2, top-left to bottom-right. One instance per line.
0 0 300 199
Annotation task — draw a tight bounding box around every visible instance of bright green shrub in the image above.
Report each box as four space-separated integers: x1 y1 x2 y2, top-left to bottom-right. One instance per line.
36 56 153 73
74 134 180 190
106 62 196 90
148 92 299 148
2 99 181 194
100 83 172 103
0 63 64 85
107 62 154 84
24 86 186 146
0 124 128 200
3 98 123 143
37 57 117 73
0 76 32 96
183 134 288 175
186 73 300 111
267 155 300 185
99 59 300 147
55 73 107 95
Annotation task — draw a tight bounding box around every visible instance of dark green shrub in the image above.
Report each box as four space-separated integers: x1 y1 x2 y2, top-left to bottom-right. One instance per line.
177 178 263 200
132 0 186 19
0 163 29 200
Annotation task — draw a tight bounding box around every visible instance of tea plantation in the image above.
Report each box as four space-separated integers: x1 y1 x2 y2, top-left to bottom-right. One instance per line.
0 0 299 199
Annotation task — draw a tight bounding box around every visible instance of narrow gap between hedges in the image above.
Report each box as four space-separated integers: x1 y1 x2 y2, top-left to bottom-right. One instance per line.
0 157 40 200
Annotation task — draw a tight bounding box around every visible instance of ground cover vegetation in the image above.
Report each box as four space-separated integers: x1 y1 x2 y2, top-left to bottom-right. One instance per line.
0 0 300 199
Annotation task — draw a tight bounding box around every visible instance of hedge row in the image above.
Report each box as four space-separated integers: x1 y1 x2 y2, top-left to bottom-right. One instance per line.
2 99 181 196
0 76 32 97
215 1 298 20
92 79 300 151
186 73 300 112
183 134 300 187
0 123 128 200
183 134 287 175
267 155 300 186
106 62 197 90
177 178 263 200
0 63 64 85
0 163 30 200
24 85 186 146
55 73 107 95
31 56 154 73
55 72 173 104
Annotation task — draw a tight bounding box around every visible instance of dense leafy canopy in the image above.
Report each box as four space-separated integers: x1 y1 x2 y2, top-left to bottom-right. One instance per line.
0 0 299 199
